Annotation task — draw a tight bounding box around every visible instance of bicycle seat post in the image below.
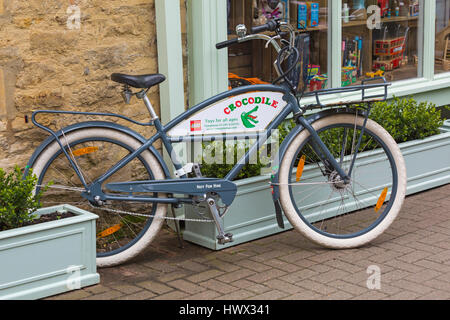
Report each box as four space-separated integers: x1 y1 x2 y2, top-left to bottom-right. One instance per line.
136 90 159 121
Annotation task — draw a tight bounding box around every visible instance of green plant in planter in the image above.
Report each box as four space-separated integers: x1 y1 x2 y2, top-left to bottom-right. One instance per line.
199 120 295 179
371 97 444 143
198 140 267 180
0 166 49 231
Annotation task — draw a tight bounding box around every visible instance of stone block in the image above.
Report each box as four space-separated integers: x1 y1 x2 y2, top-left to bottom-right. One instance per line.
30 30 80 54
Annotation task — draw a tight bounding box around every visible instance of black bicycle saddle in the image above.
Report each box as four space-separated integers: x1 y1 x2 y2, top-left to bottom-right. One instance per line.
111 73 166 89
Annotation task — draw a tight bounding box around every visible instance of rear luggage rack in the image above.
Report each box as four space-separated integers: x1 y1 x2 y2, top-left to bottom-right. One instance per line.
300 77 390 111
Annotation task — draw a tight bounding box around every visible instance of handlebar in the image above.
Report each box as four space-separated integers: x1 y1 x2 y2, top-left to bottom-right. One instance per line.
216 38 239 50
215 19 300 94
216 19 295 53
250 19 279 34
216 20 280 50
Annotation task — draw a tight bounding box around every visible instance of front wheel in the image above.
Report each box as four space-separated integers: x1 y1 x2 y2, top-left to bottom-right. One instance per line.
279 114 407 249
31 127 168 267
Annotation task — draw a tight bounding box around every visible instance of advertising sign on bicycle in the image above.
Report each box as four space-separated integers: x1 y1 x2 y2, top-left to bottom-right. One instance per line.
168 92 287 136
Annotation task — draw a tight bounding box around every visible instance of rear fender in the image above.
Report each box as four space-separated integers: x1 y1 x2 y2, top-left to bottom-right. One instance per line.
25 121 171 179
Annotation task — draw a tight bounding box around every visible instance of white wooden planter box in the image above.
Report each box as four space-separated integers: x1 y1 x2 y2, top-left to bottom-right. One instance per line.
0 204 99 300
183 121 450 250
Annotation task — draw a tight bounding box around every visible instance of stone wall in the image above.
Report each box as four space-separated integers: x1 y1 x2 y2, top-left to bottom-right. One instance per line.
0 0 187 170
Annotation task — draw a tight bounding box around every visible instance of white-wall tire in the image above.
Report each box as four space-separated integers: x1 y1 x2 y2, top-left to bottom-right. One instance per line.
279 114 407 249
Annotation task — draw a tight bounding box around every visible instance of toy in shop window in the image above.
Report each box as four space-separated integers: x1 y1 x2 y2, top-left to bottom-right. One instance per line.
307 65 320 81
366 69 385 78
253 0 289 26
308 2 319 28
297 2 319 29
297 3 307 30
309 74 328 91
342 66 357 87
378 0 390 18
372 27 409 72
342 37 363 78
436 32 450 71
351 0 367 21
280 0 289 23
228 73 269 90
409 1 419 17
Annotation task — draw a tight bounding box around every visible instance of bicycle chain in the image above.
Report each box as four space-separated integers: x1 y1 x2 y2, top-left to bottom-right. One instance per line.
88 202 215 223
38 184 214 223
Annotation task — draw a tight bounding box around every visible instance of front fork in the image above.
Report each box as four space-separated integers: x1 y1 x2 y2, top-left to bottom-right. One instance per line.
271 107 372 229
296 106 371 183
296 116 351 183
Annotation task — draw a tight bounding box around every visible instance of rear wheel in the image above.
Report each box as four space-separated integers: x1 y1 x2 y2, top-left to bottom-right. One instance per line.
279 114 407 248
31 128 167 267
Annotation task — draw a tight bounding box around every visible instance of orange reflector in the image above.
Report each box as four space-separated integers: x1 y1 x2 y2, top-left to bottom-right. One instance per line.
375 188 388 212
72 146 98 157
97 224 122 239
296 155 306 182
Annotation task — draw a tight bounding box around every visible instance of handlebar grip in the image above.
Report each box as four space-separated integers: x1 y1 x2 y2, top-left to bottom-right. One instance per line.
251 19 279 34
251 24 270 34
216 38 239 49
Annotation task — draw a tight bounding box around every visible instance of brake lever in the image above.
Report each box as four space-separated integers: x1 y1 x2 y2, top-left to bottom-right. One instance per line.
265 35 281 49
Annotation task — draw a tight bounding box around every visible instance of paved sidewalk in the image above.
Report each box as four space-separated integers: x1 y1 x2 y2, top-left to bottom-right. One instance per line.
48 184 450 300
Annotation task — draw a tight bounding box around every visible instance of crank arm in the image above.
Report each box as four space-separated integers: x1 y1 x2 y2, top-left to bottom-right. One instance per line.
207 197 233 245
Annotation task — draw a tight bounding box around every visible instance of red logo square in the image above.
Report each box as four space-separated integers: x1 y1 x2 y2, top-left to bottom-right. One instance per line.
190 120 201 132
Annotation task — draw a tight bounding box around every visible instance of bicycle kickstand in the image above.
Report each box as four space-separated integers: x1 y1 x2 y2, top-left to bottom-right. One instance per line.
170 205 185 249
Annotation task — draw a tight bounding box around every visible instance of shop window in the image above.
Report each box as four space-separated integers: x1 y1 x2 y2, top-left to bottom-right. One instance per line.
227 0 328 91
435 0 450 74
342 0 423 85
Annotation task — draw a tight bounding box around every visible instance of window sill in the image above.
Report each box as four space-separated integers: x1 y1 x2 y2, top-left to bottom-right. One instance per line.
299 76 450 108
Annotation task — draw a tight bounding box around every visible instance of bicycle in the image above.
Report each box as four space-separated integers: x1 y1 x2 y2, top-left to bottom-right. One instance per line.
26 19 407 267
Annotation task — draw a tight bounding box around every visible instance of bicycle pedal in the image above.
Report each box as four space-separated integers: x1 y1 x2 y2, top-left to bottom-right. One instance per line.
217 233 234 245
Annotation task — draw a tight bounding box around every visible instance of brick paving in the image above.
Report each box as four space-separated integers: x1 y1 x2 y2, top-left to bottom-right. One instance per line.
46 184 450 300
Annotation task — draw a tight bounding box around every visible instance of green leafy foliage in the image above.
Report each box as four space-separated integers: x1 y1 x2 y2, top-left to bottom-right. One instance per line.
197 141 267 180
0 166 49 231
199 120 295 179
370 97 444 143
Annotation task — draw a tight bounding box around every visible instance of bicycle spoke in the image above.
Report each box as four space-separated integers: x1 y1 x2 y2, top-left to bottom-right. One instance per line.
359 137 374 155
340 128 349 166
353 180 391 202
305 143 328 176
61 130 91 186
117 213 138 238
295 185 326 203
318 189 336 231
337 192 349 235
49 158 80 188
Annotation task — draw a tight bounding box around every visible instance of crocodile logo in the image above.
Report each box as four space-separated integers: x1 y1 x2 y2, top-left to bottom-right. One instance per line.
241 106 259 129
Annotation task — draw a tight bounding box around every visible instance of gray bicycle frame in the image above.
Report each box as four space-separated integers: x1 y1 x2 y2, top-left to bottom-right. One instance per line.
31 82 357 206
